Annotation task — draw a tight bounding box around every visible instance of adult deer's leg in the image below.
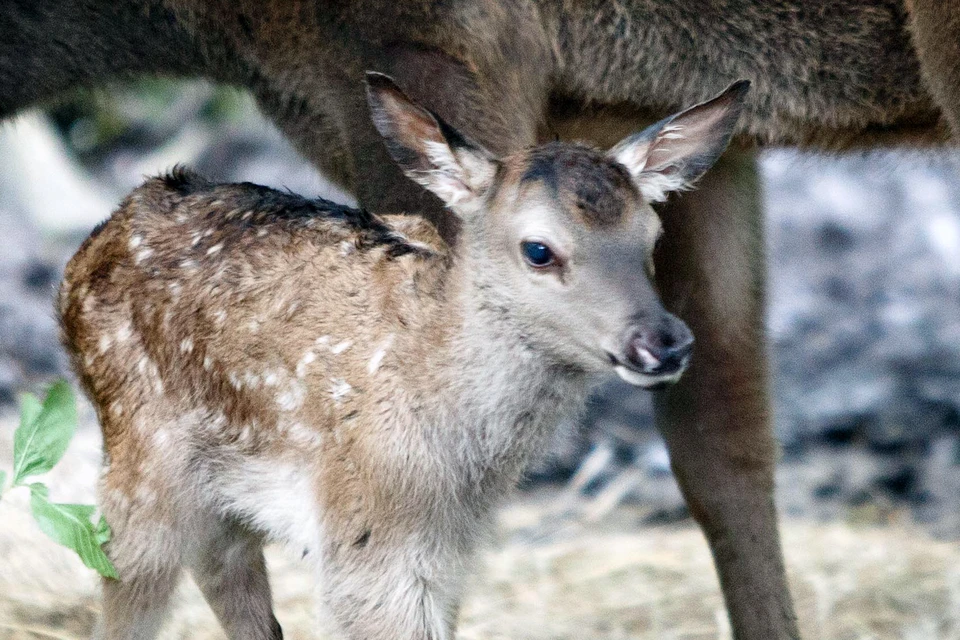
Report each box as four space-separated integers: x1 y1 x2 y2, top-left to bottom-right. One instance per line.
908 0 960 137
652 150 800 639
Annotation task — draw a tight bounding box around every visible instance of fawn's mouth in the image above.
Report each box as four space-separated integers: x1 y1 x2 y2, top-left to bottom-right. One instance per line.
606 353 686 390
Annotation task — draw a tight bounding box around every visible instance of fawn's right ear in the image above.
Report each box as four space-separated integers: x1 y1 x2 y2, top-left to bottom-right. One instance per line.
365 72 497 214
608 80 750 203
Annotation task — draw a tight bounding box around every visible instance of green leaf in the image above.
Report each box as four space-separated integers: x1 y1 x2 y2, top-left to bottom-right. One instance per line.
19 393 42 434
29 483 118 579
13 381 77 485
95 516 111 546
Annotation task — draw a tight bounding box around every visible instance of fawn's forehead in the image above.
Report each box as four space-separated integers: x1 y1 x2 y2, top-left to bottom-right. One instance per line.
509 142 641 229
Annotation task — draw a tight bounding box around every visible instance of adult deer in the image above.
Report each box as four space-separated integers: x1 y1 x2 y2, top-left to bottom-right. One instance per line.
5 1 959 638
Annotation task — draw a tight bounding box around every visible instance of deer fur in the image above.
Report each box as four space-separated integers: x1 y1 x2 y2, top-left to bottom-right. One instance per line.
10 2 960 639
57 75 747 640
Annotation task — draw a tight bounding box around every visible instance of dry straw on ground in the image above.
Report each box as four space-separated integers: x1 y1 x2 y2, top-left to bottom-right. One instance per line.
3 493 960 640
2 415 959 640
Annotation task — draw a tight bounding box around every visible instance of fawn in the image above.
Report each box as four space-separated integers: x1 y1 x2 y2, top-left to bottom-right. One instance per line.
58 74 747 639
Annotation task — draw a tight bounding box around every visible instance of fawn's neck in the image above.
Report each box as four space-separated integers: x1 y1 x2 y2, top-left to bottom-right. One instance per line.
409 251 592 495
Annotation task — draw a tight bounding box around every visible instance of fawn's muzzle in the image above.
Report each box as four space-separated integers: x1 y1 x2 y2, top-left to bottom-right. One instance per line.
612 315 694 388
625 322 694 374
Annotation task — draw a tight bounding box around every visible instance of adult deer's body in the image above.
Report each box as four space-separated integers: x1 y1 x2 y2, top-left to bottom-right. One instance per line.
59 75 745 639
8 1 960 638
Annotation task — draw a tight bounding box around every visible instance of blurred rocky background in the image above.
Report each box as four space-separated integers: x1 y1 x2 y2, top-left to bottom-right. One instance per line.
2 80 960 534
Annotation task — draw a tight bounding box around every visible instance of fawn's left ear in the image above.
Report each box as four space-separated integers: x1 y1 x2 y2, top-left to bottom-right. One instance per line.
608 80 750 203
365 71 497 215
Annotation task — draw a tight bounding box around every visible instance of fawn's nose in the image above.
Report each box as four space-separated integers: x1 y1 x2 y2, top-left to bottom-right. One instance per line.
624 319 694 375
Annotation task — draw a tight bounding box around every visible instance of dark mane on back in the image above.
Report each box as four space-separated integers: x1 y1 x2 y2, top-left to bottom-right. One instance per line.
156 168 425 258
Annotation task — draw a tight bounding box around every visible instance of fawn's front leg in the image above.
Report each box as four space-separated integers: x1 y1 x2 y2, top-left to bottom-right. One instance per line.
321 532 464 640
652 150 801 639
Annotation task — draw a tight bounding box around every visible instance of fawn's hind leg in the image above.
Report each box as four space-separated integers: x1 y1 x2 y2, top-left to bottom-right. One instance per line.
93 554 182 640
94 467 185 639
186 519 283 640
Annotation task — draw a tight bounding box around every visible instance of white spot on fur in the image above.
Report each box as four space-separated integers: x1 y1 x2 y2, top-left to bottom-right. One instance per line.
296 350 317 378
190 232 202 247
135 357 164 393
153 429 171 448
277 382 306 412
330 340 352 355
367 334 395 375
340 240 355 256
285 421 324 448
206 243 223 256
228 371 243 391
330 378 352 403
212 309 227 326
135 248 153 264
257 228 268 238
116 322 132 343
179 337 194 354
203 356 214 371
180 259 198 270
242 371 261 389
315 335 330 346
248 319 261 333
129 235 143 250
97 335 112 354
264 370 281 387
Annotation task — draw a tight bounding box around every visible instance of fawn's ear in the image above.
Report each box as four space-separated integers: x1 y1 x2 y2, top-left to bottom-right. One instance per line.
365 72 497 213
608 80 750 203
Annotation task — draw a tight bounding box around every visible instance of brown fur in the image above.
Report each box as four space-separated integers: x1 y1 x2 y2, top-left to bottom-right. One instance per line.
9 2 960 639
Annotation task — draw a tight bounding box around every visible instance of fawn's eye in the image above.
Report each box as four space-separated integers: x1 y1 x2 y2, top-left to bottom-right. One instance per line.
521 241 556 268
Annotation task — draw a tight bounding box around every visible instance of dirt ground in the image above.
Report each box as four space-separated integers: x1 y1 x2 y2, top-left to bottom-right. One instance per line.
1 406 959 640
